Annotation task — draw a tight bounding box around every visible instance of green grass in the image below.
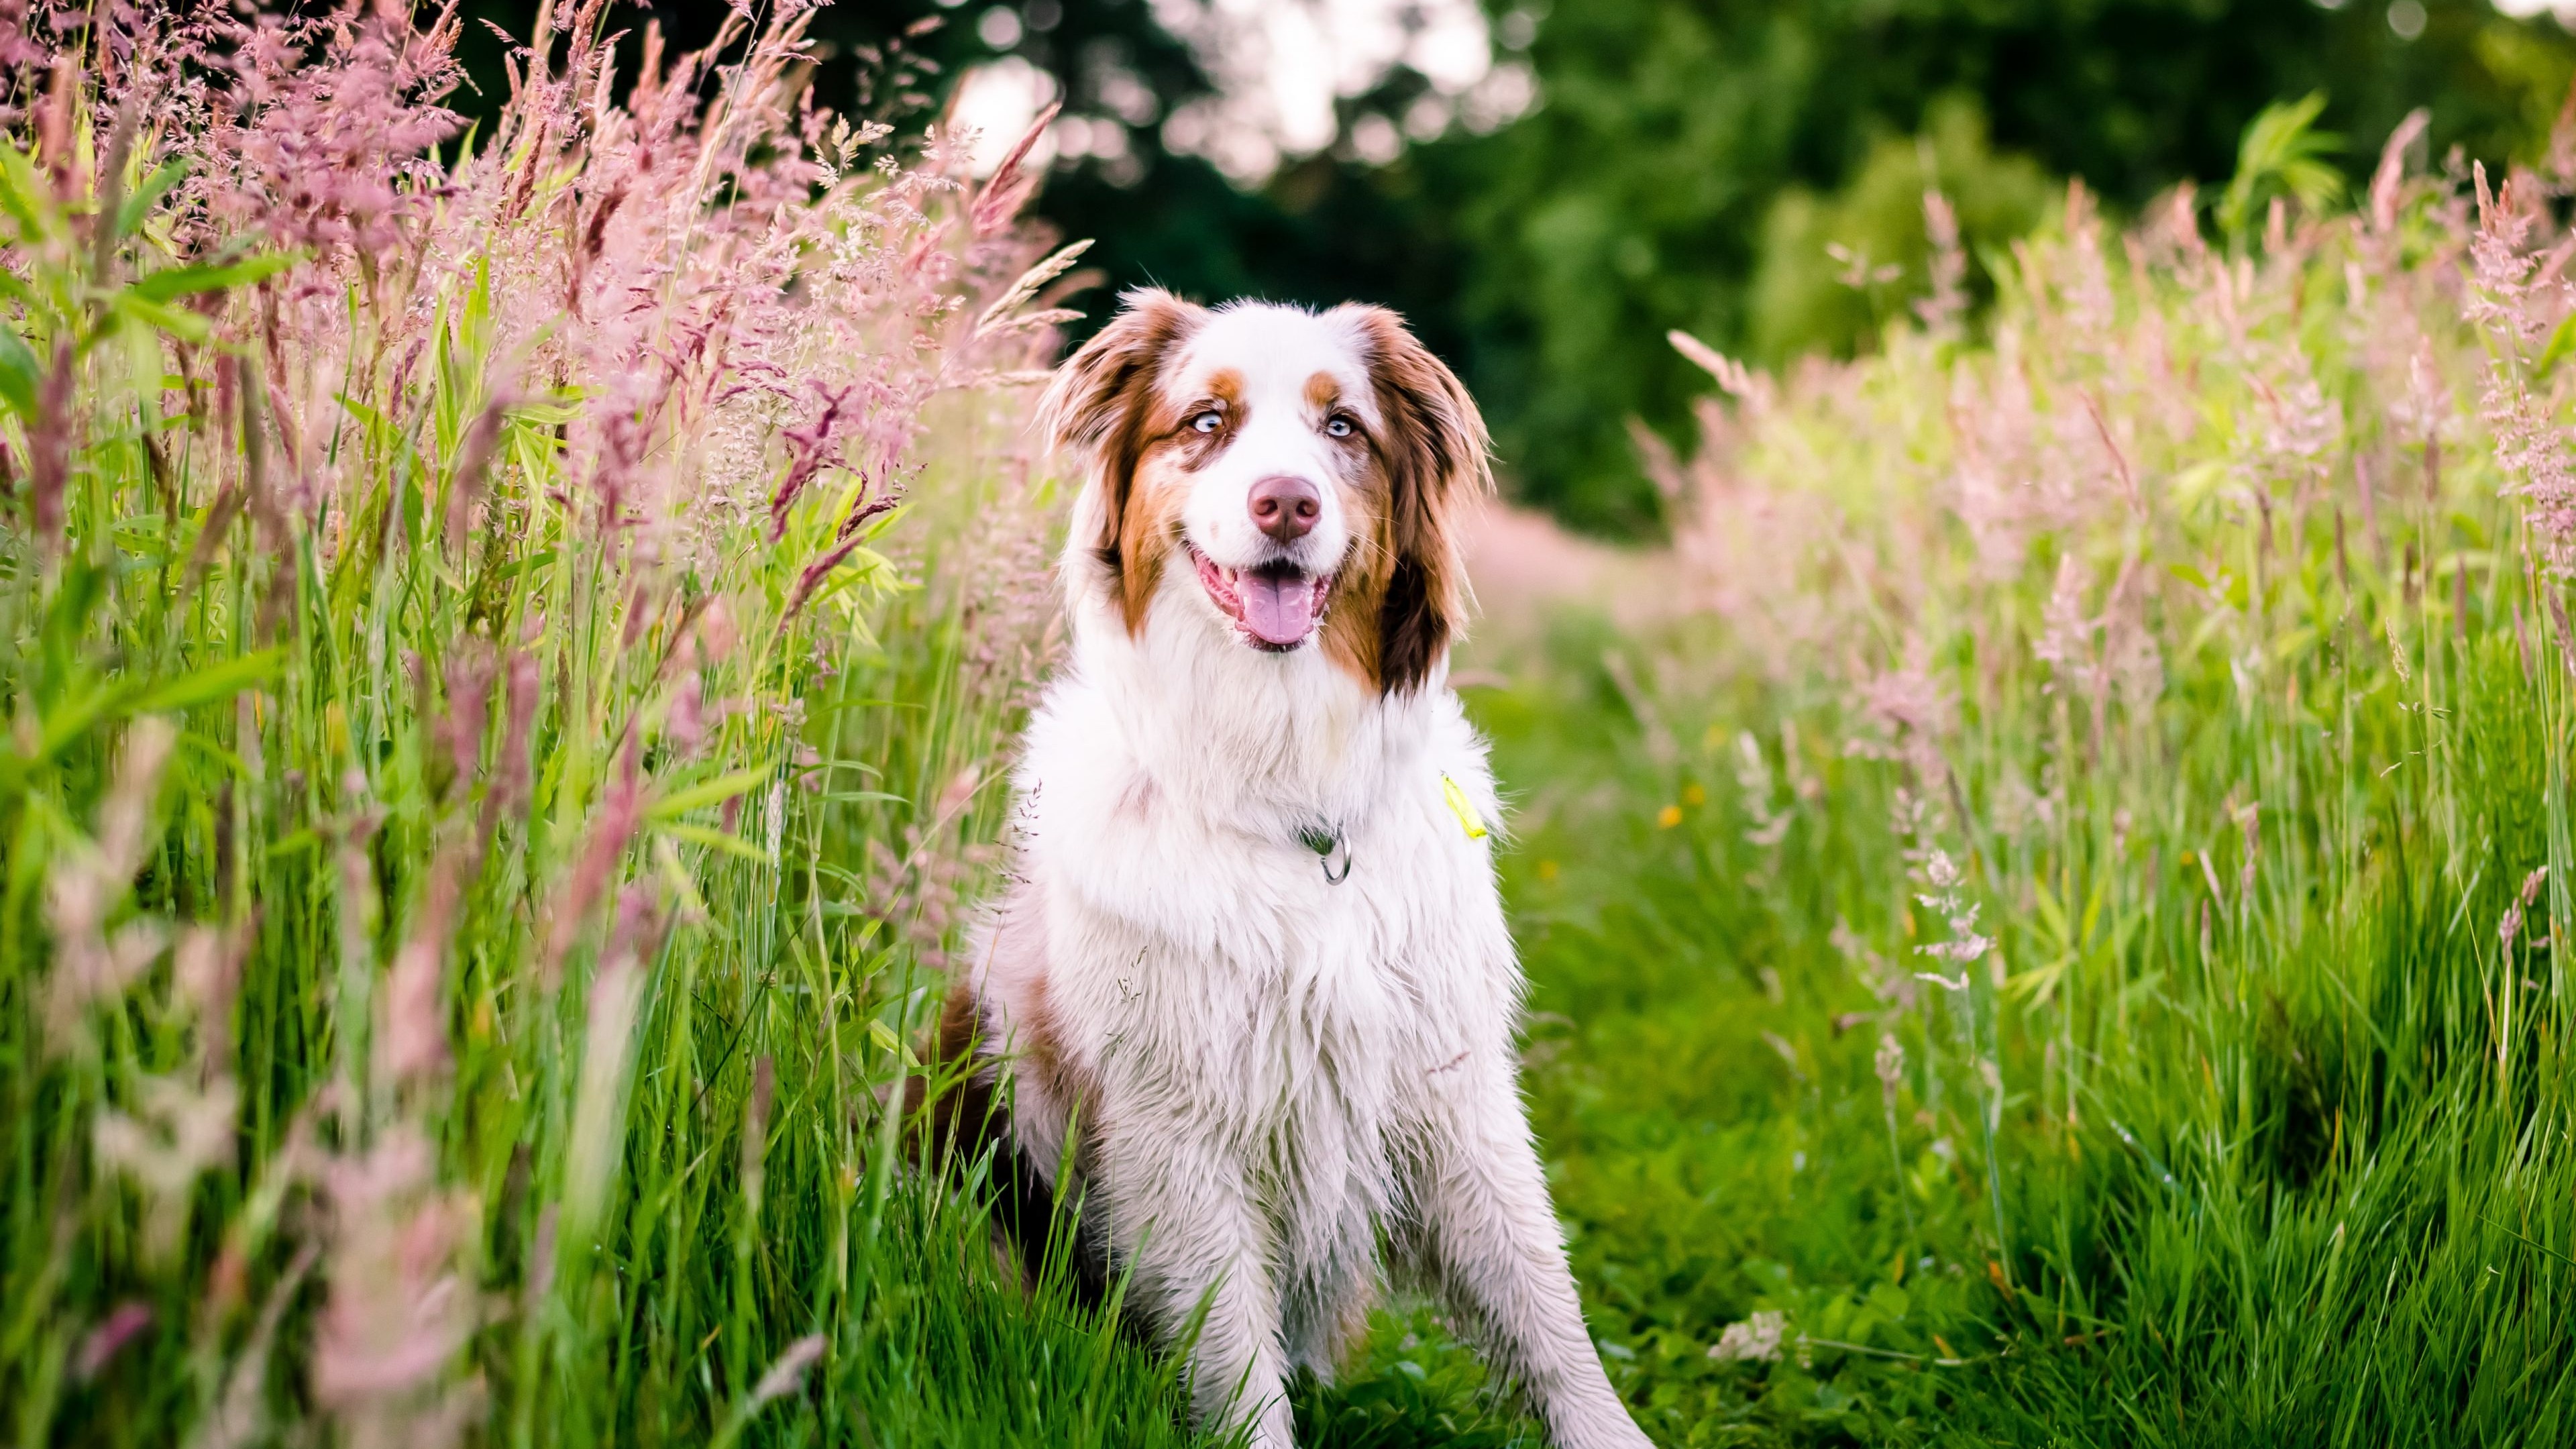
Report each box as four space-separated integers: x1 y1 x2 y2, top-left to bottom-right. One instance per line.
1418 129 2576 1446
9 26 2576 1449
0 15 1218 1448
1460 587 2576 1444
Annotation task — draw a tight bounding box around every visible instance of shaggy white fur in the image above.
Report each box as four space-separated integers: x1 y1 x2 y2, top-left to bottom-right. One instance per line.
959 296 1652 1449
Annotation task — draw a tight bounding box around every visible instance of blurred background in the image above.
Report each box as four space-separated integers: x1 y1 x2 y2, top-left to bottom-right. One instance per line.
459 0 2576 535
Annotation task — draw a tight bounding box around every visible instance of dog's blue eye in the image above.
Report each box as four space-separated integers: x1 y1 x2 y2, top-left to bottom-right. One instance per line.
1190 411 1222 434
1326 417 1352 438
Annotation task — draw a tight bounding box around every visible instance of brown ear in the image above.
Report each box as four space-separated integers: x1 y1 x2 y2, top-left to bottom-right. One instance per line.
1039 288 1204 580
1347 306 1491 695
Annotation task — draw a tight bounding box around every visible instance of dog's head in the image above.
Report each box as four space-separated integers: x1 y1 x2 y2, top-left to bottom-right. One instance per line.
1040 290 1490 694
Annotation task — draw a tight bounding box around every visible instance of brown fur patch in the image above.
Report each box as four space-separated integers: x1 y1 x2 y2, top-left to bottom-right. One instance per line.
909 890 1112 1305
1309 372 1387 687
1011 967 1101 1142
1320 475 1391 688
1039 288 1208 636
908 985 993 1171
1305 370 1342 412
1332 307 1492 694
1166 369 1244 470
1113 455 1188 632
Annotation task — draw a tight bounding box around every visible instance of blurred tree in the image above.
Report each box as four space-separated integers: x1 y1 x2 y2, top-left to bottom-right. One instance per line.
452 2 2576 536
446 1 1486 480
1415 0 2576 534
1742 97 2055 366
447 1 1379 341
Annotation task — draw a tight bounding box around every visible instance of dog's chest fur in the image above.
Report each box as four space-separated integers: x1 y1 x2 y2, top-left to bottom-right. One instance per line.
983 622 1517 1269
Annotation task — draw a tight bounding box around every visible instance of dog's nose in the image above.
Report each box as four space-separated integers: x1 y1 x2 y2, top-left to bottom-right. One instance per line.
1249 475 1322 541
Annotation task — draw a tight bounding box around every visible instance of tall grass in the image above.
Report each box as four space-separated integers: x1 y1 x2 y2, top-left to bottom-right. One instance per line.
17 5 2576 1444
1464 103 2576 1444
0 4 1212 1446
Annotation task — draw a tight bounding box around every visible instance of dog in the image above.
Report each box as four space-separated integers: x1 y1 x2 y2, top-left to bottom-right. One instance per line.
933 290 1653 1449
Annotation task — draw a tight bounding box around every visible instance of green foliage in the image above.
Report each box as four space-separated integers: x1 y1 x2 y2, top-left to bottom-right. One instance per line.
1744 97 2054 364
2215 93 2345 245
1419 0 2576 533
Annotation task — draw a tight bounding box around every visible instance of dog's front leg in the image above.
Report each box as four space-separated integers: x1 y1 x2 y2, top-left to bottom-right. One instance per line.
1409 1061 1654 1449
1100 1126 1297 1448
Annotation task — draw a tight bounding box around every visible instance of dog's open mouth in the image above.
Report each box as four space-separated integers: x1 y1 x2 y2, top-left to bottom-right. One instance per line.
1190 546 1332 650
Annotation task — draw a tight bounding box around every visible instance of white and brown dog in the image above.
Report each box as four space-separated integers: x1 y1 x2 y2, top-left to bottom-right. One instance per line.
933 290 1652 1449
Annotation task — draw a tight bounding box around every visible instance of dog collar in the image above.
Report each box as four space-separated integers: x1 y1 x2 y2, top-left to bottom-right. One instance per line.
1297 823 1353 884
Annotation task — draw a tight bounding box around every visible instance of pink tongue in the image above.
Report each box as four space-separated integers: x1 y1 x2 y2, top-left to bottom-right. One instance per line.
1240 572 1316 644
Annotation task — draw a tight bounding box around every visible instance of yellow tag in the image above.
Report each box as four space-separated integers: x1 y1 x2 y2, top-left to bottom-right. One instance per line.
1441 773 1488 840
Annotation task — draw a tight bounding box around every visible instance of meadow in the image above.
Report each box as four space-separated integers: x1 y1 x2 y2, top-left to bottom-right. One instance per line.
3 5 2574 1448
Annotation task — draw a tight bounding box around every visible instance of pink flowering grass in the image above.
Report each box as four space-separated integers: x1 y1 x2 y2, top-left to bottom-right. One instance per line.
1465 97 2576 1441
0 3 1214 1445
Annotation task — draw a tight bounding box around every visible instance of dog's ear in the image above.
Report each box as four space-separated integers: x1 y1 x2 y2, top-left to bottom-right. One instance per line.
1040 288 1204 571
1348 306 1491 695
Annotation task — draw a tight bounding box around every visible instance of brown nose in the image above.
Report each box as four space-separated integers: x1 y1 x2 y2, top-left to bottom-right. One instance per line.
1249 475 1322 541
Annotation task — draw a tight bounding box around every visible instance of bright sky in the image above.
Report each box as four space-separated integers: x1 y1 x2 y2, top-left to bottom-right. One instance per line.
948 0 1538 180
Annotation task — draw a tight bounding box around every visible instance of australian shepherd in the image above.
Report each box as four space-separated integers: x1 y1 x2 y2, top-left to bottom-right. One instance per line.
932 290 1652 1449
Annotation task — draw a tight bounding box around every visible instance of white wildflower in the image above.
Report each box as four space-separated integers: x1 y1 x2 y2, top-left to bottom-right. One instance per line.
1709 1310 1787 1363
